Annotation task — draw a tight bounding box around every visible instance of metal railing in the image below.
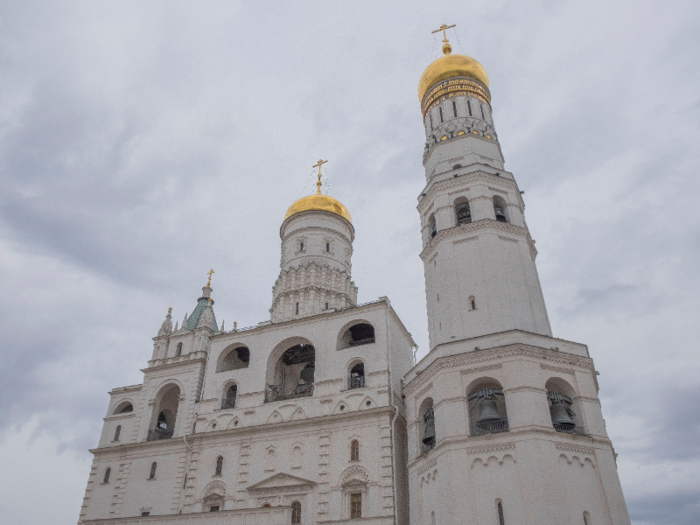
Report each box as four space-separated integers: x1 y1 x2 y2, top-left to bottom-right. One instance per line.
147 428 174 441
264 383 314 403
553 423 586 435
349 376 365 389
472 419 509 436
221 398 236 409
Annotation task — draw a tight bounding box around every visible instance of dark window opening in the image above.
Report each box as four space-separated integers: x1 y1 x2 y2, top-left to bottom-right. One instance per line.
222 385 237 409
351 493 362 519
118 404 133 414
149 462 157 480
452 100 458 117
351 440 360 461
452 164 462 170
141 512 150 517
295 303 299 315
439 106 444 122
471 298 477 310
349 324 375 346
455 201 472 225
498 501 505 525
481 104 485 120
429 114 434 130
548 392 580 434
325 302 329 310
175 342 183 357
326 242 330 252
349 363 365 389
291 501 302 524
467 100 472 116
493 197 509 223
219 346 250 372
215 456 223 476
429 216 437 238
209 506 220 512
113 425 121 442
422 406 436 452
265 344 315 403
103 468 111 483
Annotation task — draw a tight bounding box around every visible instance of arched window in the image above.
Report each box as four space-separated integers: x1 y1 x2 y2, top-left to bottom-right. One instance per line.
326 242 330 252
175 342 183 357
103 467 111 483
546 378 583 435
583 512 591 525
221 384 237 409
262 503 271 508
351 440 360 461
429 214 437 238
265 343 315 403
469 295 477 311
455 198 472 225
291 501 302 524
419 398 436 453
338 323 375 349
113 425 121 442
113 402 133 415
217 346 250 372
452 100 458 117
349 363 365 389
215 456 223 476
468 380 509 436
148 384 180 441
149 462 157 480
493 196 509 223
497 500 505 525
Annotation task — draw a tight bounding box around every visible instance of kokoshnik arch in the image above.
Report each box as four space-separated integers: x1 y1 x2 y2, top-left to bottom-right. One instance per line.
78 26 631 525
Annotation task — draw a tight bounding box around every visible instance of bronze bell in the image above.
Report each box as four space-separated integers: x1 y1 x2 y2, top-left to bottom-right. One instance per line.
550 402 575 426
299 365 314 384
422 408 436 445
494 206 507 222
476 398 502 423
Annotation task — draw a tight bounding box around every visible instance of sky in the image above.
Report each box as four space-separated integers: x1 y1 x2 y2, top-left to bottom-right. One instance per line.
0 1 698 524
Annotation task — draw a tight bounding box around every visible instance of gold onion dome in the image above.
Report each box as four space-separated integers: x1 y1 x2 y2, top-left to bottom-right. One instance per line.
284 193 352 223
418 42 490 103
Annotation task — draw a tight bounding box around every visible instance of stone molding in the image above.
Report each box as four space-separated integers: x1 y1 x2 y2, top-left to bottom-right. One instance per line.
465 442 516 455
453 235 479 245
459 363 502 375
416 458 437 475
417 173 516 214
419 220 532 261
555 442 596 456
281 224 354 243
404 345 593 397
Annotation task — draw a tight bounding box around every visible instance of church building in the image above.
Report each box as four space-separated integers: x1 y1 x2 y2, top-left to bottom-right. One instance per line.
78 28 631 525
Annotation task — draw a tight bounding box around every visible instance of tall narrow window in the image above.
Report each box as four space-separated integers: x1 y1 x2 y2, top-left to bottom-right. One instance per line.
325 302 329 310
469 296 477 311
350 493 362 519
326 242 330 252
429 114 434 130
455 201 472 225
439 106 444 122
103 467 111 483
222 384 237 409
351 440 360 461
149 462 157 480
429 215 437 239
113 425 121 441
300 242 304 251
175 342 183 357
215 456 223 476
295 303 299 315
497 501 505 525
209 506 220 512
481 104 485 120
291 501 302 524
349 363 365 389
452 100 458 117
583 513 589 525
467 99 472 116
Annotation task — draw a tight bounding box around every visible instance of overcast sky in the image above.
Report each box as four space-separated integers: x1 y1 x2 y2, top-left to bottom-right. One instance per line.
0 1 698 524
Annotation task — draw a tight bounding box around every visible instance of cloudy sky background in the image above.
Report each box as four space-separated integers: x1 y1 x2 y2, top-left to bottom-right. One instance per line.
0 1 698 524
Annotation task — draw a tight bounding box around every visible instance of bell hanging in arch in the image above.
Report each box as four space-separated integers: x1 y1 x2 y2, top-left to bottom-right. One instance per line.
422 407 436 445
475 398 502 423
550 401 575 428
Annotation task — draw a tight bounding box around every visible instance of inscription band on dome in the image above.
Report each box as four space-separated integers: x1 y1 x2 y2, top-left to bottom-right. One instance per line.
422 77 491 116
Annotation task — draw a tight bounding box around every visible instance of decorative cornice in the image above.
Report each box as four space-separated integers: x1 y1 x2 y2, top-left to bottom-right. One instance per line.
459 363 502 375
465 442 516 455
420 220 532 260
417 458 437 475
555 443 596 456
417 172 516 214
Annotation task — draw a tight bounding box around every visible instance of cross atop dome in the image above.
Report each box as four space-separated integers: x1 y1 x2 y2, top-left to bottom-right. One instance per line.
432 23 456 55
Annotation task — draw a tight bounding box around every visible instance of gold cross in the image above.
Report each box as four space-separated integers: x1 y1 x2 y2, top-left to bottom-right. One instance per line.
206 268 215 287
432 23 456 44
312 159 328 195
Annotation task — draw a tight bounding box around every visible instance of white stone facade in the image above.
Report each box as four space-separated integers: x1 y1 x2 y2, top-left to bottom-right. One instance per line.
78 58 631 525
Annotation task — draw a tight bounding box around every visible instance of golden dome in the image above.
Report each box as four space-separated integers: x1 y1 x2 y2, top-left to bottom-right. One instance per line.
418 46 490 103
284 193 352 223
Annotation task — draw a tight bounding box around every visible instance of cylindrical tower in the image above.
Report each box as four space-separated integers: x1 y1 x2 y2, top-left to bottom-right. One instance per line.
270 178 357 323
417 40 552 349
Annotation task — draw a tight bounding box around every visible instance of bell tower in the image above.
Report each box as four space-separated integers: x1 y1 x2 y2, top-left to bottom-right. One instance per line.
403 26 631 525
417 27 551 350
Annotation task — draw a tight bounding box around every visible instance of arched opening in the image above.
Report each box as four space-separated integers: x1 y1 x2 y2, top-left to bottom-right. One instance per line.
338 322 375 349
546 378 584 435
148 384 180 441
262 503 271 508
350 440 360 461
221 384 237 409
497 500 505 525
175 342 183 357
291 501 301 524
454 197 472 226
583 511 591 525
467 378 509 436
265 343 315 403
468 295 477 311
113 402 133 415
103 467 111 484
148 462 157 480
217 346 250 372
215 456 223 476
428 214 437 238
493 196 509 223
350 492 362 519
113 425 121 442
349 362 365 389
419 398 436 453
204 492 223 512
